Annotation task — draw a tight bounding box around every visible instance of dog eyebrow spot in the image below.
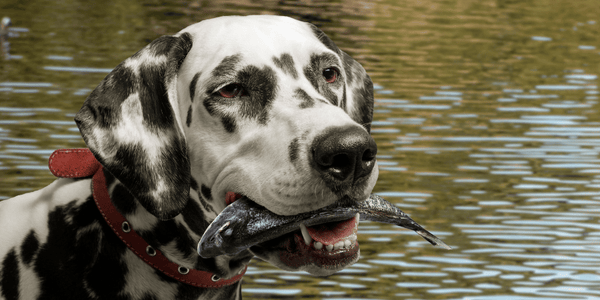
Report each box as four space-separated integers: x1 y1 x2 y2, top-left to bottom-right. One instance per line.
303 53 341 106
272 53 298 79
309 24 339 54
189 72 201 102
186 105 192 127
236 65 277 125
294 88 314 109
211 54 242 78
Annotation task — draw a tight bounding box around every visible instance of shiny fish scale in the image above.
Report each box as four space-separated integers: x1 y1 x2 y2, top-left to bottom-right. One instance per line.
198 194 450 258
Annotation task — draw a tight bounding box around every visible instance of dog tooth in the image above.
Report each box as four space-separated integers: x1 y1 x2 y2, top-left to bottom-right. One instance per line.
314 241 323 250
326 244 334 252
344 239 352 248
334 241 344 250
299 223 312 246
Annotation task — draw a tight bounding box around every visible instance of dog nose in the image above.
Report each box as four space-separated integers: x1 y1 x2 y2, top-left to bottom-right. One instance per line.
312 126 377 186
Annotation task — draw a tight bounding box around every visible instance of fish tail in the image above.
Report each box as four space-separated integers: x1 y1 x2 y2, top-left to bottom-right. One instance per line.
416 230 451 250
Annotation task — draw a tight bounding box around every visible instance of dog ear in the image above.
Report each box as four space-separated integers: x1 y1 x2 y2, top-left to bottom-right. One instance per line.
309 24 374 132
75 33 193 220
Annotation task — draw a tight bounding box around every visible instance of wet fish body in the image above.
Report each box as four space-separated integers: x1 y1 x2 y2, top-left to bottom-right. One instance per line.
198 194 450 258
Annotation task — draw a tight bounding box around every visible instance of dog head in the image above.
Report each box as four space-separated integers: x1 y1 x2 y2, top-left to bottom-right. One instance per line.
76 15 378 276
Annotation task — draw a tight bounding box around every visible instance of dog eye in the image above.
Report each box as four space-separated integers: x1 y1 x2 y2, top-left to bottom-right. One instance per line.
217 84 246 98
322 68 339 83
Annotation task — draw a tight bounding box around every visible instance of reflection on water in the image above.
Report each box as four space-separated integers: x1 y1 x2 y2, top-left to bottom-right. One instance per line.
2 0 600 299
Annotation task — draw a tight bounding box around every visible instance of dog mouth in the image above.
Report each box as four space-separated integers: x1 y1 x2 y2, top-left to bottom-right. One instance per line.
249 214 360 273
198 193 449 275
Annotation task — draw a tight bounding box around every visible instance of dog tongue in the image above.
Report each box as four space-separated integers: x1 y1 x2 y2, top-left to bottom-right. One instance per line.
306 217 356 245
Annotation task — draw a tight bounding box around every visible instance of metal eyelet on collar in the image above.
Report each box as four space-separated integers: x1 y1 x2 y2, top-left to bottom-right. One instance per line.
211 274 221 282
121 221 131 233
178 266 190 275
146 245 156 257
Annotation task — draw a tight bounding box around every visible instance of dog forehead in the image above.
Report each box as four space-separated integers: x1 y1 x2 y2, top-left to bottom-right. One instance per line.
183 15 313 43
180 16 330 67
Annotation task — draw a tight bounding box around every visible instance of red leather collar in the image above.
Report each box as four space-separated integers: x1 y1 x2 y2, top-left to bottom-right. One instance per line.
49 149 246 288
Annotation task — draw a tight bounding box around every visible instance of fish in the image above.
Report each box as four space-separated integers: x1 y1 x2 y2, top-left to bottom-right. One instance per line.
197 194 450 258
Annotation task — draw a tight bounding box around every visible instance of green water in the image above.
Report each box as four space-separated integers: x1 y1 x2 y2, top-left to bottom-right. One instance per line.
1 0 600 299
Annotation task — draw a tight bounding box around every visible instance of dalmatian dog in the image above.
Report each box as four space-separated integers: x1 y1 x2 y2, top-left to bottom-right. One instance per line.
0 15 377 300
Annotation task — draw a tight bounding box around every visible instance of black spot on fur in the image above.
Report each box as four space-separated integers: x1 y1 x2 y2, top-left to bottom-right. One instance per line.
353 76 374 132
166 33 193 83
272 53 298 79
142 35 177 57
222 116 237 133
105 140 190 220
139 220 195 259
76 65 136 130
84 228 128 300
175 280 242 299
104 168 116 186
122 34 192 132
341 84 347 112
181 198 210 236
20 230 39 266
341 51 356 86
137 62 175 131
204 61 276 132
141 294 159 300
1 249 19 300
111 143 154 196
309 24 339 54
32 198 128 299
295 88 314 109
139 221 176 246
200 185 212 200
289 137 300 163
111 182 138 216
204 64 277 130
186 105 193 127
303 53 341 106
203 97 218 116
189 72 201 102
236 65 277 124
211 55 241 78
203 97 237 133
197 185 217 215
190 177 199 191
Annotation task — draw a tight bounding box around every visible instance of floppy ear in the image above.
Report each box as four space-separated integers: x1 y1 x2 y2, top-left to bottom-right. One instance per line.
308 24 374 132
75 33 193 220
339 50 374 133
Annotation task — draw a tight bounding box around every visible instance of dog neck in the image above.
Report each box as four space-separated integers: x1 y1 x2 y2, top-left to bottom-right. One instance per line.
102 169 253 280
